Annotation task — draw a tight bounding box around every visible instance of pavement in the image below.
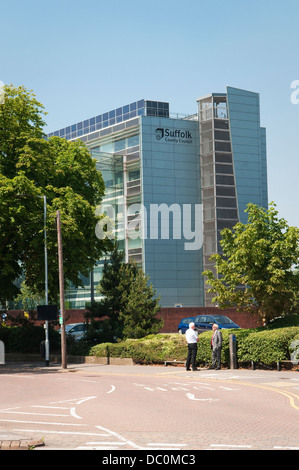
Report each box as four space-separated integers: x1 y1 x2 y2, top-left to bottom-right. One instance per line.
1 360 298 450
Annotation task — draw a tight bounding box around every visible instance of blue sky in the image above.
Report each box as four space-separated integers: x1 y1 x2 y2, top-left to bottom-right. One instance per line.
1 0 299 228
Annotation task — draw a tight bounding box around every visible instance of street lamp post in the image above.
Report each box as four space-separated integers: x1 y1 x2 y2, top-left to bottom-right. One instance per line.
43 195 50 367
56 210 67 369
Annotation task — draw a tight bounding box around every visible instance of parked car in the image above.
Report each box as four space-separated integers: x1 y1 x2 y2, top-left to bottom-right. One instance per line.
177 317 195 334
178 314 240 334
59 323 87 341
193 314 240 332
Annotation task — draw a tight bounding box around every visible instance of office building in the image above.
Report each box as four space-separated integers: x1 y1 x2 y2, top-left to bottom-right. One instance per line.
48 87 268 308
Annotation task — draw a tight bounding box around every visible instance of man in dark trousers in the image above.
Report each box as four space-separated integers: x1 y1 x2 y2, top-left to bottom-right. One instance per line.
185 322 199 371
210 323 223 370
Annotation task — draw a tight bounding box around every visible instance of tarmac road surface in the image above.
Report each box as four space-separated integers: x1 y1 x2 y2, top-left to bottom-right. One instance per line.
0 362 299 451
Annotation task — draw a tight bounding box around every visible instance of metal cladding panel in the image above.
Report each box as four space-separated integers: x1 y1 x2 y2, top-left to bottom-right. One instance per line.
141 116 204 307
227 87 268 224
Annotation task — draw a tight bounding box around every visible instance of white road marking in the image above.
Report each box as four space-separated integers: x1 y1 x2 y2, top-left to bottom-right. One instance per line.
70 407 82 419
210 444 252 449
0 418 87 426
186 393 218 402
49 396 97 405
0 410 69 417
147 442 187 447
77 446 119 450
14 429 110 436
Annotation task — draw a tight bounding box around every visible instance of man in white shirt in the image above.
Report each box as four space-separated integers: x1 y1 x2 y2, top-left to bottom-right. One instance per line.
185 322 199 371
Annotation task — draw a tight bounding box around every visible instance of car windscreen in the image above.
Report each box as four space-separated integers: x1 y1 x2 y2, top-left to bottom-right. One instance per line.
213 315 234 324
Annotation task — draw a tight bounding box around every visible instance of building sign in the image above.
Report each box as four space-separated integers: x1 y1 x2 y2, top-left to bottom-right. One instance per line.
155 127 192 144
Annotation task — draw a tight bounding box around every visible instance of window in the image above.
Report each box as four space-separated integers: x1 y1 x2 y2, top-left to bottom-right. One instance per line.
216 175 235 185
215 164 234 175
127 135 139 148
215 141 231 152
115 139 126 152
214 130 230 141
215 153 232 163
216 197 237 208
216 186 236 197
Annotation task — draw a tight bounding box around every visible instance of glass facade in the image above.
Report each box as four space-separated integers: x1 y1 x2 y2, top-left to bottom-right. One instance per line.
48 100 169 141
51 88 268 308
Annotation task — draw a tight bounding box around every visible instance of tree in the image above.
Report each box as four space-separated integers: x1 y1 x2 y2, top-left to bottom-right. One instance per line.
0 84 110 303
203 203 299 323
85 243 127 341
86 243 162 340
119 265 162 339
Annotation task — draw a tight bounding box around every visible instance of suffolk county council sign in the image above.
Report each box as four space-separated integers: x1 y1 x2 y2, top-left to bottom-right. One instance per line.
155 127 192 144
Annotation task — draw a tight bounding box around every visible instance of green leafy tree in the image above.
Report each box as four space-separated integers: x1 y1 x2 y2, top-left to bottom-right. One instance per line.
0 84 110 303
203 203 299 323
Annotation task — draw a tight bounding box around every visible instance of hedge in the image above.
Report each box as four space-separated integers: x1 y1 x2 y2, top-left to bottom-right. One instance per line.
236 327 299 363
1 323 299 367
89 327 299 366
0 324 60 353
90 334 187 364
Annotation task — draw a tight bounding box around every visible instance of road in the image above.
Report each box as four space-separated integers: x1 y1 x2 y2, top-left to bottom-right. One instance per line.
0 363 299 452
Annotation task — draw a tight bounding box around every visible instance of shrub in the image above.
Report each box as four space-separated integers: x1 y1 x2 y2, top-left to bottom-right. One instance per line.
237 327 299 363
90 334 187 364
90 327 299 367
196 329 248 365
0 324 60 353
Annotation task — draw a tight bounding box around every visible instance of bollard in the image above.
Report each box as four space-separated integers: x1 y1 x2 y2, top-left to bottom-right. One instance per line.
106 345 110 365
0 340 5 365
229 334 237 369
